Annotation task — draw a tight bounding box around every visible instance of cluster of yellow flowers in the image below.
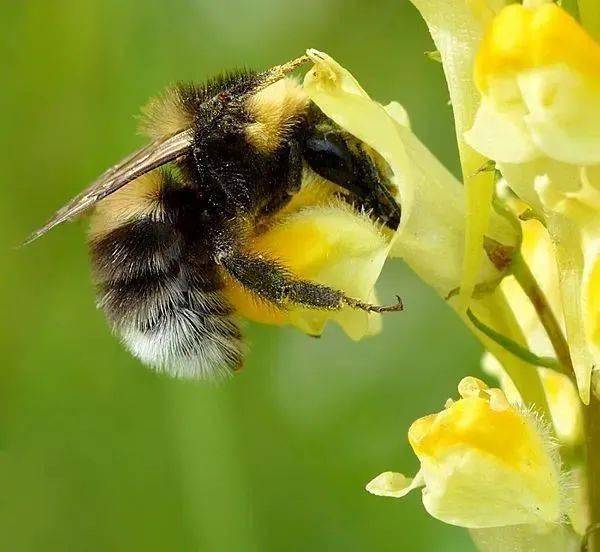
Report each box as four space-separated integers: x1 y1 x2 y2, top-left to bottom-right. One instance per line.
233 1 599 549
364 1 595 549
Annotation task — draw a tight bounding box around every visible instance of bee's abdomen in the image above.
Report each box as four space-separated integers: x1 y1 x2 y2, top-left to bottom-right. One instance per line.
88 175 244 379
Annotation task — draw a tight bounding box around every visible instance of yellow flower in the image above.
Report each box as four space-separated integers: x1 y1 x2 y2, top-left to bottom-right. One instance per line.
466 3 600 165
302 49 515 298
367 377 564 529
463 3 600 402
482 213 583 444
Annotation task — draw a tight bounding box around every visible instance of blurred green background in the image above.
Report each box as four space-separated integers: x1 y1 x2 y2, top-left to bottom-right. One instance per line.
1 1 482 550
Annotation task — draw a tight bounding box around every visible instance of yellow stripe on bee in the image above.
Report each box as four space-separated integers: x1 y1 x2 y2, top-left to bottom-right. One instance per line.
245 77 309 152
88 172 164 239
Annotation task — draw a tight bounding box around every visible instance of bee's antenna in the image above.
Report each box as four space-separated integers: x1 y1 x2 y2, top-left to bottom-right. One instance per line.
257 54 311 91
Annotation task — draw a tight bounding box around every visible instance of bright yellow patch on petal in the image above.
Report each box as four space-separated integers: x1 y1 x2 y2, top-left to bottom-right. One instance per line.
475 4 600 92
225 208 339 326
409 396 547 469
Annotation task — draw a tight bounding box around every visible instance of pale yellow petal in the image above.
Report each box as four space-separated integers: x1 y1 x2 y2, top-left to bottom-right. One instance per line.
303 50 547 411
366 470 425 498
464 93 540 164
303 49 515 298
469 4 600 165
470 523 580 552
536 176 598 402
410 0 502 310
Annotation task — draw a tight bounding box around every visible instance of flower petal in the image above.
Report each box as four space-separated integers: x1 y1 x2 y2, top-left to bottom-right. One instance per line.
408 387 562 528
410 0 504 310
468 3 600 165
464 92 540 164
470 523 580 552
303 49 516 298
303 50 547 411
366 470 425 498
369 379 564 529
536 175 600 402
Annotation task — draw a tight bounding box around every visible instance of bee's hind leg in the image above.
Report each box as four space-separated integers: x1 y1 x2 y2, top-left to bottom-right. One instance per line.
219 250 403 313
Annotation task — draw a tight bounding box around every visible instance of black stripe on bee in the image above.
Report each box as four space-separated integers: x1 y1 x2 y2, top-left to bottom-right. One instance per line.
89 172 245 379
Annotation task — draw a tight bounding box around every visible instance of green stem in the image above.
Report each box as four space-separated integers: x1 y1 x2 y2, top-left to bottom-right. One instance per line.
466 309 561 370
466 291 552 421
511 252 575 379
511 252 600 549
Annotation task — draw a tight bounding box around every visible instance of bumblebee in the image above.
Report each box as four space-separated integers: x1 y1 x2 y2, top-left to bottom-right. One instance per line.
28 55 402 379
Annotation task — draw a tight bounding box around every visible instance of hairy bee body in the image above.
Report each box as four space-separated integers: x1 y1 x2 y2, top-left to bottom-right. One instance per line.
34 64 401 379
89 71 310 377
89 172 243 378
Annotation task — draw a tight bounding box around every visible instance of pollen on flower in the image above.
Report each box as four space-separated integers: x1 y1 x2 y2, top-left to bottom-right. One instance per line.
458 376 489 399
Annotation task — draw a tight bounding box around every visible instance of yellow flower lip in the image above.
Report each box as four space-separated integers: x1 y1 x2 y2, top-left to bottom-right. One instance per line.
409 396 548 469
475 4 600 92
409 377 548 470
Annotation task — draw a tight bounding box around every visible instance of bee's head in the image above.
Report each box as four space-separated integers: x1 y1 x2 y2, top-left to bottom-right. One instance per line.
302 122 400 231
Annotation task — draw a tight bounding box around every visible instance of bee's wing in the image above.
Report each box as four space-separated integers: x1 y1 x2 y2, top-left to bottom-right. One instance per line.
25 128 194 244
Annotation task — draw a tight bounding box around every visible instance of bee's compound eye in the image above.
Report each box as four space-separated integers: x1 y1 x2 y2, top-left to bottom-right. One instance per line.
303 132 355 188
302 128 401 231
